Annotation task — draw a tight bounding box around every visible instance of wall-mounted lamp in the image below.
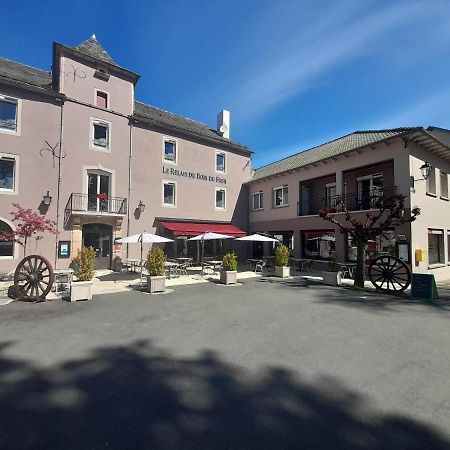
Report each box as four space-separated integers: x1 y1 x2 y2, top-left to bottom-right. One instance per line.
410 161 432 190
419 161 431 180
43 191 52 206
138 200 146 213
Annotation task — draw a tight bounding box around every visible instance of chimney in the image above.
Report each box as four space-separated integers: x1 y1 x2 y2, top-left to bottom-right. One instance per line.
217 110 230 139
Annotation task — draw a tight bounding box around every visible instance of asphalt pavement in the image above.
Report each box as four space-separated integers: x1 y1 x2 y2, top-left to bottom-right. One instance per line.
1 277 449 449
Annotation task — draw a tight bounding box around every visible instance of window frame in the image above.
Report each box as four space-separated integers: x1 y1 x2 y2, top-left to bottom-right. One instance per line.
426 167 437 196
162 180 177 207
215 187 226 210
90 117 111 152
428 228 445 266
215 151 226 174
162 137 178 165
272 185 289 208
0 94 21 136
0 217 16 259
0 153 19 195
440 170 448 199
94 89 109 109
251 191 263 211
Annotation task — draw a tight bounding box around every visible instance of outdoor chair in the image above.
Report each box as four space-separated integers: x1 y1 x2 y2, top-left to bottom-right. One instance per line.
255 259 268 273
178 262 189 276
203 262 215 275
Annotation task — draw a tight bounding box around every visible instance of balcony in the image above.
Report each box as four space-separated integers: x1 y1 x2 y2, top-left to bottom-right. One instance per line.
297 186 397 216
64 193 127 224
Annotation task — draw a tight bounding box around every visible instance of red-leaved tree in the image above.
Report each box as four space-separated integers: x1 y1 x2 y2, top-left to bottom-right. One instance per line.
0 204 58 257
319 194 420 288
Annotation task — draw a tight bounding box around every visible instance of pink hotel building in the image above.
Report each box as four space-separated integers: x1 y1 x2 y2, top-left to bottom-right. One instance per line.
2 36 450 280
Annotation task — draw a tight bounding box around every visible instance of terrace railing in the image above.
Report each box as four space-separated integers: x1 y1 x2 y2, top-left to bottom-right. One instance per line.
297 186 397 216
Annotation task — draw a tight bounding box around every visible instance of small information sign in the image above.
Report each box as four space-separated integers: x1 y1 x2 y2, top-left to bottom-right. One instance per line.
410 274 438 301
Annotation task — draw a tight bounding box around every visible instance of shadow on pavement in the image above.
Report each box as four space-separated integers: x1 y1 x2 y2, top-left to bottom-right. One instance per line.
0 340 449 449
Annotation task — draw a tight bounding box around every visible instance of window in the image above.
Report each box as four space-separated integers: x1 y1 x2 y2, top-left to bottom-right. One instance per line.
273 185 288 207
346 230 395 262
0 220 14 258
325 183 337 209
426 168 436 195
91 119 110 150
440 171 448 199
302 230 335 260
216 188 226 209
0 154 17 193
163 181 176 206
95 90 108 109
0 96 18 133
87 171 110 212
251 191 263 210
163 139 177 163
447 231 450 264
428 229 444 265
216 152 226 173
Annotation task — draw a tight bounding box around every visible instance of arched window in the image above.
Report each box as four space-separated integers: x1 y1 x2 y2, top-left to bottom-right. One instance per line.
0 219 14 257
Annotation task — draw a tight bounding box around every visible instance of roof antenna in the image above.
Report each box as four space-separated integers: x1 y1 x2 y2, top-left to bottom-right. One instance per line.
92 33 96 39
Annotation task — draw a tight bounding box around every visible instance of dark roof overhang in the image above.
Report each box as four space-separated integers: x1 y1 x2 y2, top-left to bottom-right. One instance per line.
130 113 253 156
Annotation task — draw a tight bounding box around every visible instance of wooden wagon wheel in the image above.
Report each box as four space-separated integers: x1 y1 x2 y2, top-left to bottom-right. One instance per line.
368 255 411 294
13 255 55 300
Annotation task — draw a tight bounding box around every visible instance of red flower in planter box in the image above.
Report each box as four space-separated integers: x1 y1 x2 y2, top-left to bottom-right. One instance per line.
97 193 108 200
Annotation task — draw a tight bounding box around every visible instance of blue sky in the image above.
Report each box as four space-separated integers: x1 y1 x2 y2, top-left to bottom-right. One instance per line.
2 0 450 167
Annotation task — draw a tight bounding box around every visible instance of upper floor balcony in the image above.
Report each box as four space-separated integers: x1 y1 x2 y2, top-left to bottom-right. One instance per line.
297 186 397 216
64 193 127 224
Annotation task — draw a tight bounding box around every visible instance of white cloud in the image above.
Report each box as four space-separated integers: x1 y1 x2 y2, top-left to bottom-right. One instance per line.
230 1 439 121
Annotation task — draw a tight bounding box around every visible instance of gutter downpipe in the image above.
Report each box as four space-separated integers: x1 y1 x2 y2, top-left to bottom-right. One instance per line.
126 122 133 258
55 100 64 268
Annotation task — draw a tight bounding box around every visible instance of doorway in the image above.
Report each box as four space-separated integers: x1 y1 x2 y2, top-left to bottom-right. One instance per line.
82 223 112 269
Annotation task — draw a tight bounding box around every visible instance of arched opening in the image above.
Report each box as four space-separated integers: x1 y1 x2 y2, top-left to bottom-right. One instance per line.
0 219 14 258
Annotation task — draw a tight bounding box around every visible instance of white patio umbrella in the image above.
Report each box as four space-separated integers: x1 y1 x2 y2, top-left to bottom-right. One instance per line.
116 232 173 284
188 232 235 276
235 233 279 242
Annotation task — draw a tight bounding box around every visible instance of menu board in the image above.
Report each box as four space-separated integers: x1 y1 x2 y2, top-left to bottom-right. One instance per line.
410 274 438 301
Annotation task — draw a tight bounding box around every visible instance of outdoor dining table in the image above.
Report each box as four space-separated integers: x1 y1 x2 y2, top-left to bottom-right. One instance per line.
164 261 179 279
122 259 142 273
290 258 312 271
207 260 223 273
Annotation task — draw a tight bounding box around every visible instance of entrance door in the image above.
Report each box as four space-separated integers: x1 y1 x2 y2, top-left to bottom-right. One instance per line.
82 223 112 269
88 172 110 212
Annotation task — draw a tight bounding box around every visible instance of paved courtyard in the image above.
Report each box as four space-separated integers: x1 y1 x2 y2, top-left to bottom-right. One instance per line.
1 278 450 449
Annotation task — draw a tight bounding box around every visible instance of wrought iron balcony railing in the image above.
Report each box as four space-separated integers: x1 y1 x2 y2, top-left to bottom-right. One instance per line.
297 186 397 216
64 193 127 224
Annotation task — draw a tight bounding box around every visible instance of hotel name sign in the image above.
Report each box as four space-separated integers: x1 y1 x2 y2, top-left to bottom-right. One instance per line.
162 166 226 184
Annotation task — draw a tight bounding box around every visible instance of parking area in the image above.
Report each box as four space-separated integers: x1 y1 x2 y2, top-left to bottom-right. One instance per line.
1 278 450 449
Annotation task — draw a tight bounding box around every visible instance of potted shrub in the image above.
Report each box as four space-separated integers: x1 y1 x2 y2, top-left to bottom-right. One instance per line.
220 252 238 285
322 253 342 286
275 244 290 278
71 246 96 301
146 245 166 293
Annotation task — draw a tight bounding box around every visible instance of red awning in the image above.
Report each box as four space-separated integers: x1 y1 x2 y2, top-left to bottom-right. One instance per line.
160 221 246 237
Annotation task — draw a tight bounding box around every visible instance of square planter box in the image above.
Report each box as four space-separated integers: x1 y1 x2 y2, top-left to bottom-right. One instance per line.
220 270 237 285
147 275 165 293
70 280 93 302
322 271 342 286
275 266 290 278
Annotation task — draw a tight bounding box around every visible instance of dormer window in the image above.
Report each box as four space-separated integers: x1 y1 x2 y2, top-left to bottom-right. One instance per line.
95 90 108 109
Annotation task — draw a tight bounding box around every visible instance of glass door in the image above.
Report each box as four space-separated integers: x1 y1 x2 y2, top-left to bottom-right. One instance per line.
357 174 383 209
88 172 110 212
